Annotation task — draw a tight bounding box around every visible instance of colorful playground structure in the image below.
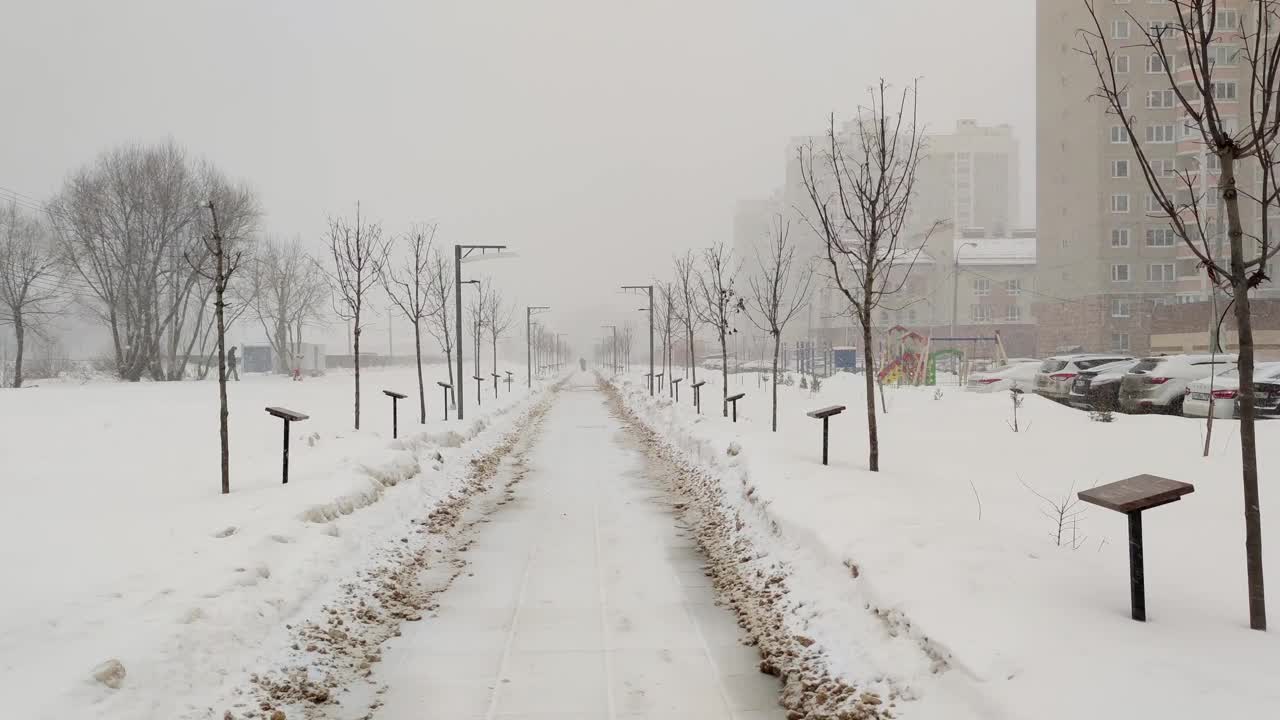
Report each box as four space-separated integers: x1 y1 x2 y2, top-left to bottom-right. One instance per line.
876 326 1009 386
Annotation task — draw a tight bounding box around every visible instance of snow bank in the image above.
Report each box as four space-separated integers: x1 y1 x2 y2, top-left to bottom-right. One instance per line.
0 364 553 719
612 370 1280 719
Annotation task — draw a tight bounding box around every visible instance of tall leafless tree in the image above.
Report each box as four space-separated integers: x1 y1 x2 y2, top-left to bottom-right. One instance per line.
673 251 701 382
798 80 939 472
0 202 64 388
424 246 456 407
656 281 676 383
695 243 743 417
745 215 813 431
50 142 257 381
325 203 390 430
1080 0 1275 630
384 224 437 423
242 235 326 375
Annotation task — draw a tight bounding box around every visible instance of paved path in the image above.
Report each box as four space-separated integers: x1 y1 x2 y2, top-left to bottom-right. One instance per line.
376 380 784 719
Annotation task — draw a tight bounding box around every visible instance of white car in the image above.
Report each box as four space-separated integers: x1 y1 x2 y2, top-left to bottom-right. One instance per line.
966 360 1041 393
1034 353 1135 402
1184 363 1280 418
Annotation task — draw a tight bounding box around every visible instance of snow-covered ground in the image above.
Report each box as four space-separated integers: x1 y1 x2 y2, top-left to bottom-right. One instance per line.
613 369 1280 719
0 364 546 719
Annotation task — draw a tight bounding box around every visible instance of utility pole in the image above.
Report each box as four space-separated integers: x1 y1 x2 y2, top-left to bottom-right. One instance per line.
527 306 549 386
623 284 654 395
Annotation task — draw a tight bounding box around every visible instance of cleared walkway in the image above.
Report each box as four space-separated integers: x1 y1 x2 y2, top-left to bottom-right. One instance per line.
375 380 784 719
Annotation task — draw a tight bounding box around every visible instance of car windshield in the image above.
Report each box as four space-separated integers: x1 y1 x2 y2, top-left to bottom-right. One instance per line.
1039 359 1068 373
1077 358 1125 370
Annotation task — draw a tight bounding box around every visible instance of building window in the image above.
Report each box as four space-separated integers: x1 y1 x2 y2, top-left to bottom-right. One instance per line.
1112 159 1130 178
1112 227 1131 247
1118 89 1130 109
1147 53 1169 74
1110 125 1130 143
1146 194 1163 213
974 278 991 296
1206 153 1222 172
1113 19 1131 39
1212 81 1238 101
1148 262 1176 282
1216 9 1239 31
1146 227 1177 246
1006 278 1023 296
1112 263 1131 282
1212 44 1240 67
1113 332 1131 352
1113 54 1130 73
1112 193 1131 213
1006 305 1023 322
1147 89 1176 109
971 304 992 323
1149 19 1176 35
1146 124 1176 143
1152 158 1175 177
1111 298 1131 318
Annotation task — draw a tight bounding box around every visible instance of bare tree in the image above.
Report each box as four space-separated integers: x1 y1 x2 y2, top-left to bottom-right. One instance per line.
486 289 515 392
673 251 702 382
798 80 939 472
242 236 326 375
0 202 64 388
192 201 243 494
656 281 676 383
1079 0 1272 630
384 224 436 423
325 204 390 430
50 142 257 381
695 243 743 417
745 215 813 431
424 247 455 406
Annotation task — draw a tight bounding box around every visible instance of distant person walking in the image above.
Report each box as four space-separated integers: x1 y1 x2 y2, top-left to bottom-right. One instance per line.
227 346 240 381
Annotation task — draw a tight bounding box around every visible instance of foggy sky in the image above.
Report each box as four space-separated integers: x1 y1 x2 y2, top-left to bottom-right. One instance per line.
0 0 1035 357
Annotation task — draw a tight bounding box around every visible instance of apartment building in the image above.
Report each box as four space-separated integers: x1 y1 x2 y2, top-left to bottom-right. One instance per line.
914 120 1020 239
1037 0 1273 355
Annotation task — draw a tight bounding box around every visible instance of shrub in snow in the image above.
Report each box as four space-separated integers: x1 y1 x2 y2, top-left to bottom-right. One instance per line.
727 441 742 457
933 387 944 400
800 375 809 390
782 373 795 387
1089 408 1115 423
811 376 822 393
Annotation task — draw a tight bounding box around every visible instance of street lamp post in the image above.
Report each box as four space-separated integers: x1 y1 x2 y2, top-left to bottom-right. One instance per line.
622 285 654 395
950 241 979 338
527 306 550 387
454 244 508 421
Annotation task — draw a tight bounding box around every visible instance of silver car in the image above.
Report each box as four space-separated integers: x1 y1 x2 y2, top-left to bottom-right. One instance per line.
1119 354 1238 414
1034 354 1135 403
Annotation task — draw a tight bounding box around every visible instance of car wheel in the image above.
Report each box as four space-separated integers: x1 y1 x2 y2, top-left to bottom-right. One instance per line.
1168 397 1185 416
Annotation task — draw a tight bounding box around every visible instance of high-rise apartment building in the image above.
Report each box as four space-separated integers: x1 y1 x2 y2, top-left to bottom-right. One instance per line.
915 120 1020 239
1037 0 1272 355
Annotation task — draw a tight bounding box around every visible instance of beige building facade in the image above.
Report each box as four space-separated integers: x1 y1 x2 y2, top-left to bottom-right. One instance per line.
1037 0 1277 356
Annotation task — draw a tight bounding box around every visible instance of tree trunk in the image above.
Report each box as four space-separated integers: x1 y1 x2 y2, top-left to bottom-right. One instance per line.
12 314 24 389
215 248 231 495
1222 156 1266 630
688 324 697 383
414 321 425 424
861 308 879 472
771 334 781 432
720 329 729 417
353 311 362 431
445 348 455 407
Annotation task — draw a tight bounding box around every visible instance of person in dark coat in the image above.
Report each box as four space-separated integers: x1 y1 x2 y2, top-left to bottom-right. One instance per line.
227 346 240 381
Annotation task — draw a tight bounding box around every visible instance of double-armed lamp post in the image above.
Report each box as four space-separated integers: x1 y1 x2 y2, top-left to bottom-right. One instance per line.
621 285 654 396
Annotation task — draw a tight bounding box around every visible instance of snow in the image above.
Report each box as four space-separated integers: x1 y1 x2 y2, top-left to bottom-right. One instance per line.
613 370 1280 719
0 364 545 719
376 379 786 719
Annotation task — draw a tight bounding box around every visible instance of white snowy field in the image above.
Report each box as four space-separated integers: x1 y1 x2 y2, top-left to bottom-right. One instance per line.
0 364 545 719
614 369 1280 719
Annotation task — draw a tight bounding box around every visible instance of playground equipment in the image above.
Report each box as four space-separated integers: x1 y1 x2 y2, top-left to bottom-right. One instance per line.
876 327 1009 386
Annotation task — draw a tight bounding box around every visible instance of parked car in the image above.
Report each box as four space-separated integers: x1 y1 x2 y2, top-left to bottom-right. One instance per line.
1184 363 1280 418
1067 359 1140 410
965 360 1042 393
1118 354 1237 414
1034 354 1135 402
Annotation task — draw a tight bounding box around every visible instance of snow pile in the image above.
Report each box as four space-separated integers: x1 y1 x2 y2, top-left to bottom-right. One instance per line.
612 370 1280 719
0 364 553 719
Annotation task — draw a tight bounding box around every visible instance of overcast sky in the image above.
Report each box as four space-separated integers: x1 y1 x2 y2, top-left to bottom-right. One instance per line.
0 0 1035 356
